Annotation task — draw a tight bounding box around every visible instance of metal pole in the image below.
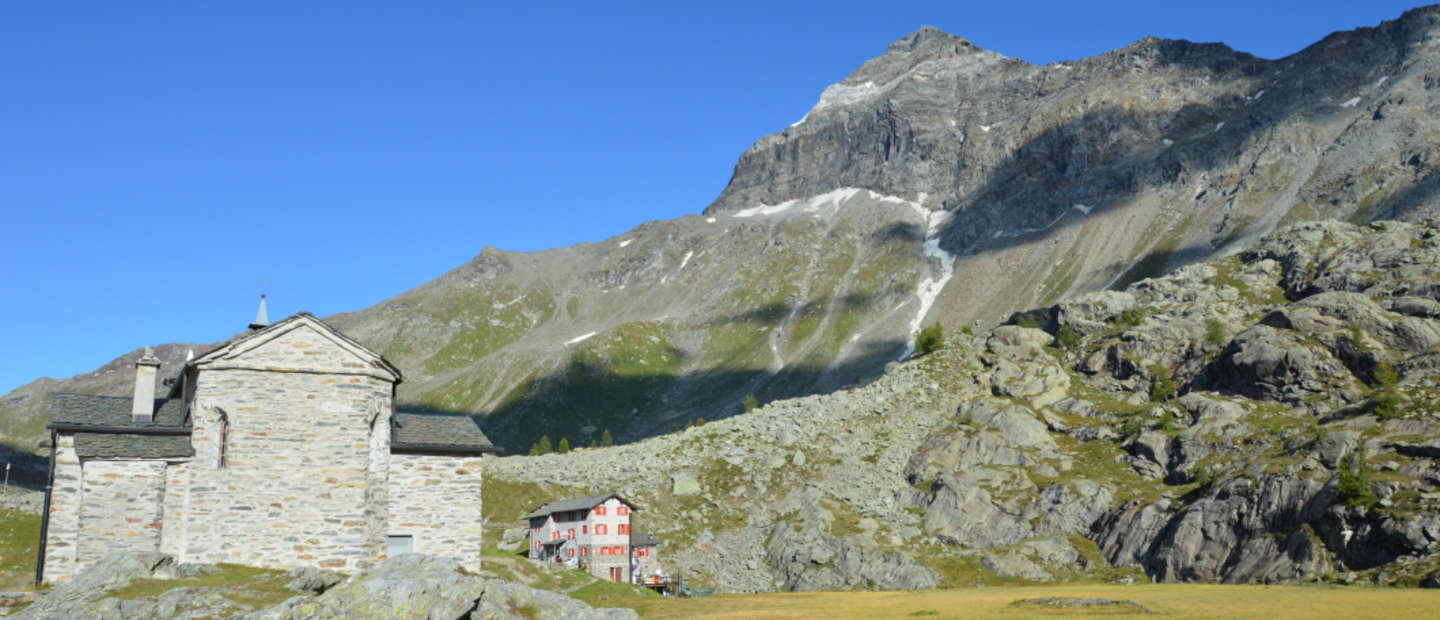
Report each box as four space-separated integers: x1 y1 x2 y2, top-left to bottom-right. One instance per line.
3 462 8 494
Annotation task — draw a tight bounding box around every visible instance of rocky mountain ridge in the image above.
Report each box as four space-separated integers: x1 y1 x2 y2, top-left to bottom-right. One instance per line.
7 7 1440 464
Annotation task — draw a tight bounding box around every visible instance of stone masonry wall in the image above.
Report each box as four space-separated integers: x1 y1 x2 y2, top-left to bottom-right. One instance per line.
159 462 190 558
76 460 166 570
41 434 81 583
181 324 394 572
388 454 484 571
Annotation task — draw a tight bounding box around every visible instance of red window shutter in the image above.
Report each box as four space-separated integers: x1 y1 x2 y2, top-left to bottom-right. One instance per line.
567 529 575 539
582 525 588 534
534 542 541 549
568 549 576 558
581 547 589 556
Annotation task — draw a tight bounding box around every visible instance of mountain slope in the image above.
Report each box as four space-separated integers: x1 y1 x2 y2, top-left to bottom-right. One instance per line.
8 7 1440 456
483 217 1440 591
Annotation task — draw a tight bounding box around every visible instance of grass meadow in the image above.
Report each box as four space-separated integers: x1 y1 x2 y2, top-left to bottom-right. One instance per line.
602 584 1439 620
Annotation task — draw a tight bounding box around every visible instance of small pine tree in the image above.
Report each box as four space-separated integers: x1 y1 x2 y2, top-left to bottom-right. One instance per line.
529 443 541 456
1337 450 1378 507
1055 324 1082 348
1370 362 1402 419
916 322 945 355
695 417 706 427
1205 318 1227 347
537 435 553 455
558 437 571 453
600 429 613 447
742 394 760 413
1150 365 1179 402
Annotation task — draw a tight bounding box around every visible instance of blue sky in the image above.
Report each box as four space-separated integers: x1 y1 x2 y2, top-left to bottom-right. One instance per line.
0 0 1428 393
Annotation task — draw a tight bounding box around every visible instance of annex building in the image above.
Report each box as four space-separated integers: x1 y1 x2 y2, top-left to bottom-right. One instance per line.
39 308 500 583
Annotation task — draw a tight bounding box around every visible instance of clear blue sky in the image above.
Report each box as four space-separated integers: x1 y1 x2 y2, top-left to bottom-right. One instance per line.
0 0 1428 394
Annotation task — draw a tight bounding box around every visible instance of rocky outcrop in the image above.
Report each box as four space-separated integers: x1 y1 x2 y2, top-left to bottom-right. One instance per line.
486 218 1440 591
16 554 633 620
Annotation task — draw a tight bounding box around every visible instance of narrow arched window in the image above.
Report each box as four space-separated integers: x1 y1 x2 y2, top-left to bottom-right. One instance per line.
216 412 230 469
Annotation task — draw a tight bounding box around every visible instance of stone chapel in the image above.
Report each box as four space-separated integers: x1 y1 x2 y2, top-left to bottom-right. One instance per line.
38 308 500 583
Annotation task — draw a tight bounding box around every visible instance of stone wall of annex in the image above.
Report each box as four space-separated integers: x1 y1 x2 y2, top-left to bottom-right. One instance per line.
179 324 395 572
41 435 82 582
76 460 167 569
388 453 484 571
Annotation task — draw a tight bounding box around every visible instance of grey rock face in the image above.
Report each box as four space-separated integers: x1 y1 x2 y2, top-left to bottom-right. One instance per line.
17 554 628 620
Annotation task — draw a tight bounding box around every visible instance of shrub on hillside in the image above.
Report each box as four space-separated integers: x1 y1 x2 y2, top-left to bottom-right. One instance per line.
916 322 945 356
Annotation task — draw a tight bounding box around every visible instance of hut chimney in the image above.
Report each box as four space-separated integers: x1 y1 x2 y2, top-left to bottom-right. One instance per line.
132 347 161 423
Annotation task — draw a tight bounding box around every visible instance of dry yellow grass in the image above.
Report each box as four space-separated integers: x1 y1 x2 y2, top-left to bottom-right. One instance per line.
615 584 1440 620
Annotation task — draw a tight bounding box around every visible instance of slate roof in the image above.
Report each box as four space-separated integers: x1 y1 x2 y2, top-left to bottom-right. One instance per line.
72 433 194 459
525 493 636 520
632 532 661 546
51 394 188 427
391 412 498 453
50 394 193 460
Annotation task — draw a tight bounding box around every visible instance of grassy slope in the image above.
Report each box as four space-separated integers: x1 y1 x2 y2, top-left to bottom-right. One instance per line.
619 584 1440 620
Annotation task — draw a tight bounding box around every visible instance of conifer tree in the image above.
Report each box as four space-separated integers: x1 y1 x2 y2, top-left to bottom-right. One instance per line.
537 435 553 455
600 429 614 447
558 437 571 453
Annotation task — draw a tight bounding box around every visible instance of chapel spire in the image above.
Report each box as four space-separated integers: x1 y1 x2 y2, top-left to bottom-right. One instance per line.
249 293 270 330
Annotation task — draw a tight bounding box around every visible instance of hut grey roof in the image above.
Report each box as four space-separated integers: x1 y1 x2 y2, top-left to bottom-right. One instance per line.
525 493 635 520
632 532 661 546
49 394 193 460
391 412 498 453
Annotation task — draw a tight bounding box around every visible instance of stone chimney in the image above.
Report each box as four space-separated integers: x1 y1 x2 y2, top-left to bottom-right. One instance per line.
132 347 161 424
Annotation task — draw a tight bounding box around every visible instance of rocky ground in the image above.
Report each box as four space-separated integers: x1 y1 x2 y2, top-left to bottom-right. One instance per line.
486 218 1440 592
12 553 637 620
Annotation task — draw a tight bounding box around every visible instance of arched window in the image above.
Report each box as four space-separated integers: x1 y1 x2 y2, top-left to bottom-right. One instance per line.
215 411 230 469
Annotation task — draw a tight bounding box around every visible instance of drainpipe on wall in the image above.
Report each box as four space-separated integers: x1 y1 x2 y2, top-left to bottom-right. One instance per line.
34 430 56 587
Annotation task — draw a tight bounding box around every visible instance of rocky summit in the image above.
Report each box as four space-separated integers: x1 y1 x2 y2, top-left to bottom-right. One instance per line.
6 3 1440 594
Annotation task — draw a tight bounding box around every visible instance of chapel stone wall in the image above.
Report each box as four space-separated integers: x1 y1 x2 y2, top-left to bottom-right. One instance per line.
387 453 484 571
180 324 393 571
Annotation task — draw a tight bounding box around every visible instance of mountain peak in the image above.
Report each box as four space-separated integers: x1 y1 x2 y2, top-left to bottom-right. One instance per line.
841 25 1003 89
888 25 970 53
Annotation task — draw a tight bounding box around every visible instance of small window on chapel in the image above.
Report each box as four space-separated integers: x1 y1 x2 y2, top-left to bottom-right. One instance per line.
216 413 230 469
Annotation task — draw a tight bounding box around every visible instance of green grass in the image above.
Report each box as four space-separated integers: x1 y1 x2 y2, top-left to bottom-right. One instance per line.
0 507 40 575
571 579 660 606
616 583 1440 620
107 563 293 608
920 555 1035 589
